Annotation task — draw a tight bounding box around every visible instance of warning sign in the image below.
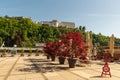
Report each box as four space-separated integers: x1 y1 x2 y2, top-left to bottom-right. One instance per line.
101 62 111 77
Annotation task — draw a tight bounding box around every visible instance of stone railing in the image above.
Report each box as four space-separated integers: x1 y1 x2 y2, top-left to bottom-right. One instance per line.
0 47 43 52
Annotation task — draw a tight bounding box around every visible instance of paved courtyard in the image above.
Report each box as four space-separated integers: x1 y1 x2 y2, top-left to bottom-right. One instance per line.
0 54 120 80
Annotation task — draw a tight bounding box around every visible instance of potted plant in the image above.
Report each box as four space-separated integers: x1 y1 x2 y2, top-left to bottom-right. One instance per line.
56 42 67 64
44 41 62 61
59 32 88 68
44 48 50 59
20 49 24 56
10 50 17 57
28 48 32 56
35 49 39 56
1 48 7 57
44 42 56 61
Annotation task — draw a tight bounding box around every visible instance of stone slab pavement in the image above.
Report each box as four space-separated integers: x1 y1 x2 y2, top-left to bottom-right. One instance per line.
0 54 120 80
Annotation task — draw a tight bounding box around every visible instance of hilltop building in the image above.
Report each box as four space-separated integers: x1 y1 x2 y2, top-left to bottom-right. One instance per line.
40 20 75 28
59 21 75 28
41 20 59 27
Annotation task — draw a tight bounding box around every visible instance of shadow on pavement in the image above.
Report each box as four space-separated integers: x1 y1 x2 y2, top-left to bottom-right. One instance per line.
90 75 110 78
17 58 69 73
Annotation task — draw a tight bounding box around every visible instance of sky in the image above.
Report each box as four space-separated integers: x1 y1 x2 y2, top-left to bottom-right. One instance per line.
0 0 120 38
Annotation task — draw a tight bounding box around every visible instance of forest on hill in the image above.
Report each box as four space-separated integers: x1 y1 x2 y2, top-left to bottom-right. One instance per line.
0 16 120 47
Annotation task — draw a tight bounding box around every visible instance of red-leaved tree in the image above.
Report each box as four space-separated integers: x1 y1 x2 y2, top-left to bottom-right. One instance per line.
59 32 88 59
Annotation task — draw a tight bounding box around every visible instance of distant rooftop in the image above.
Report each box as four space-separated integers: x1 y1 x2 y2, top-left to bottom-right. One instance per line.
40 20 75 28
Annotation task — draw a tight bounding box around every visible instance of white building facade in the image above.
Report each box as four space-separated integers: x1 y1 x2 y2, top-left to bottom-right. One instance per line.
40 20 75 28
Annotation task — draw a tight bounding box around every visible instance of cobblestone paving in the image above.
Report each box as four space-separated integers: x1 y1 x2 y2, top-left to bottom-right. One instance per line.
0 55 120 80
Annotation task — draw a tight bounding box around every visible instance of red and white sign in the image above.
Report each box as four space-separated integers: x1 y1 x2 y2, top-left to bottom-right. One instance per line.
101 62 111 77
103 66 110 72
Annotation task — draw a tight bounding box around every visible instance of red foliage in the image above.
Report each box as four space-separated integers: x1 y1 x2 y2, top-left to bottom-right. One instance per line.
44 41 61 56
44 32 88 59
44 42 53 56
59 32 88 58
